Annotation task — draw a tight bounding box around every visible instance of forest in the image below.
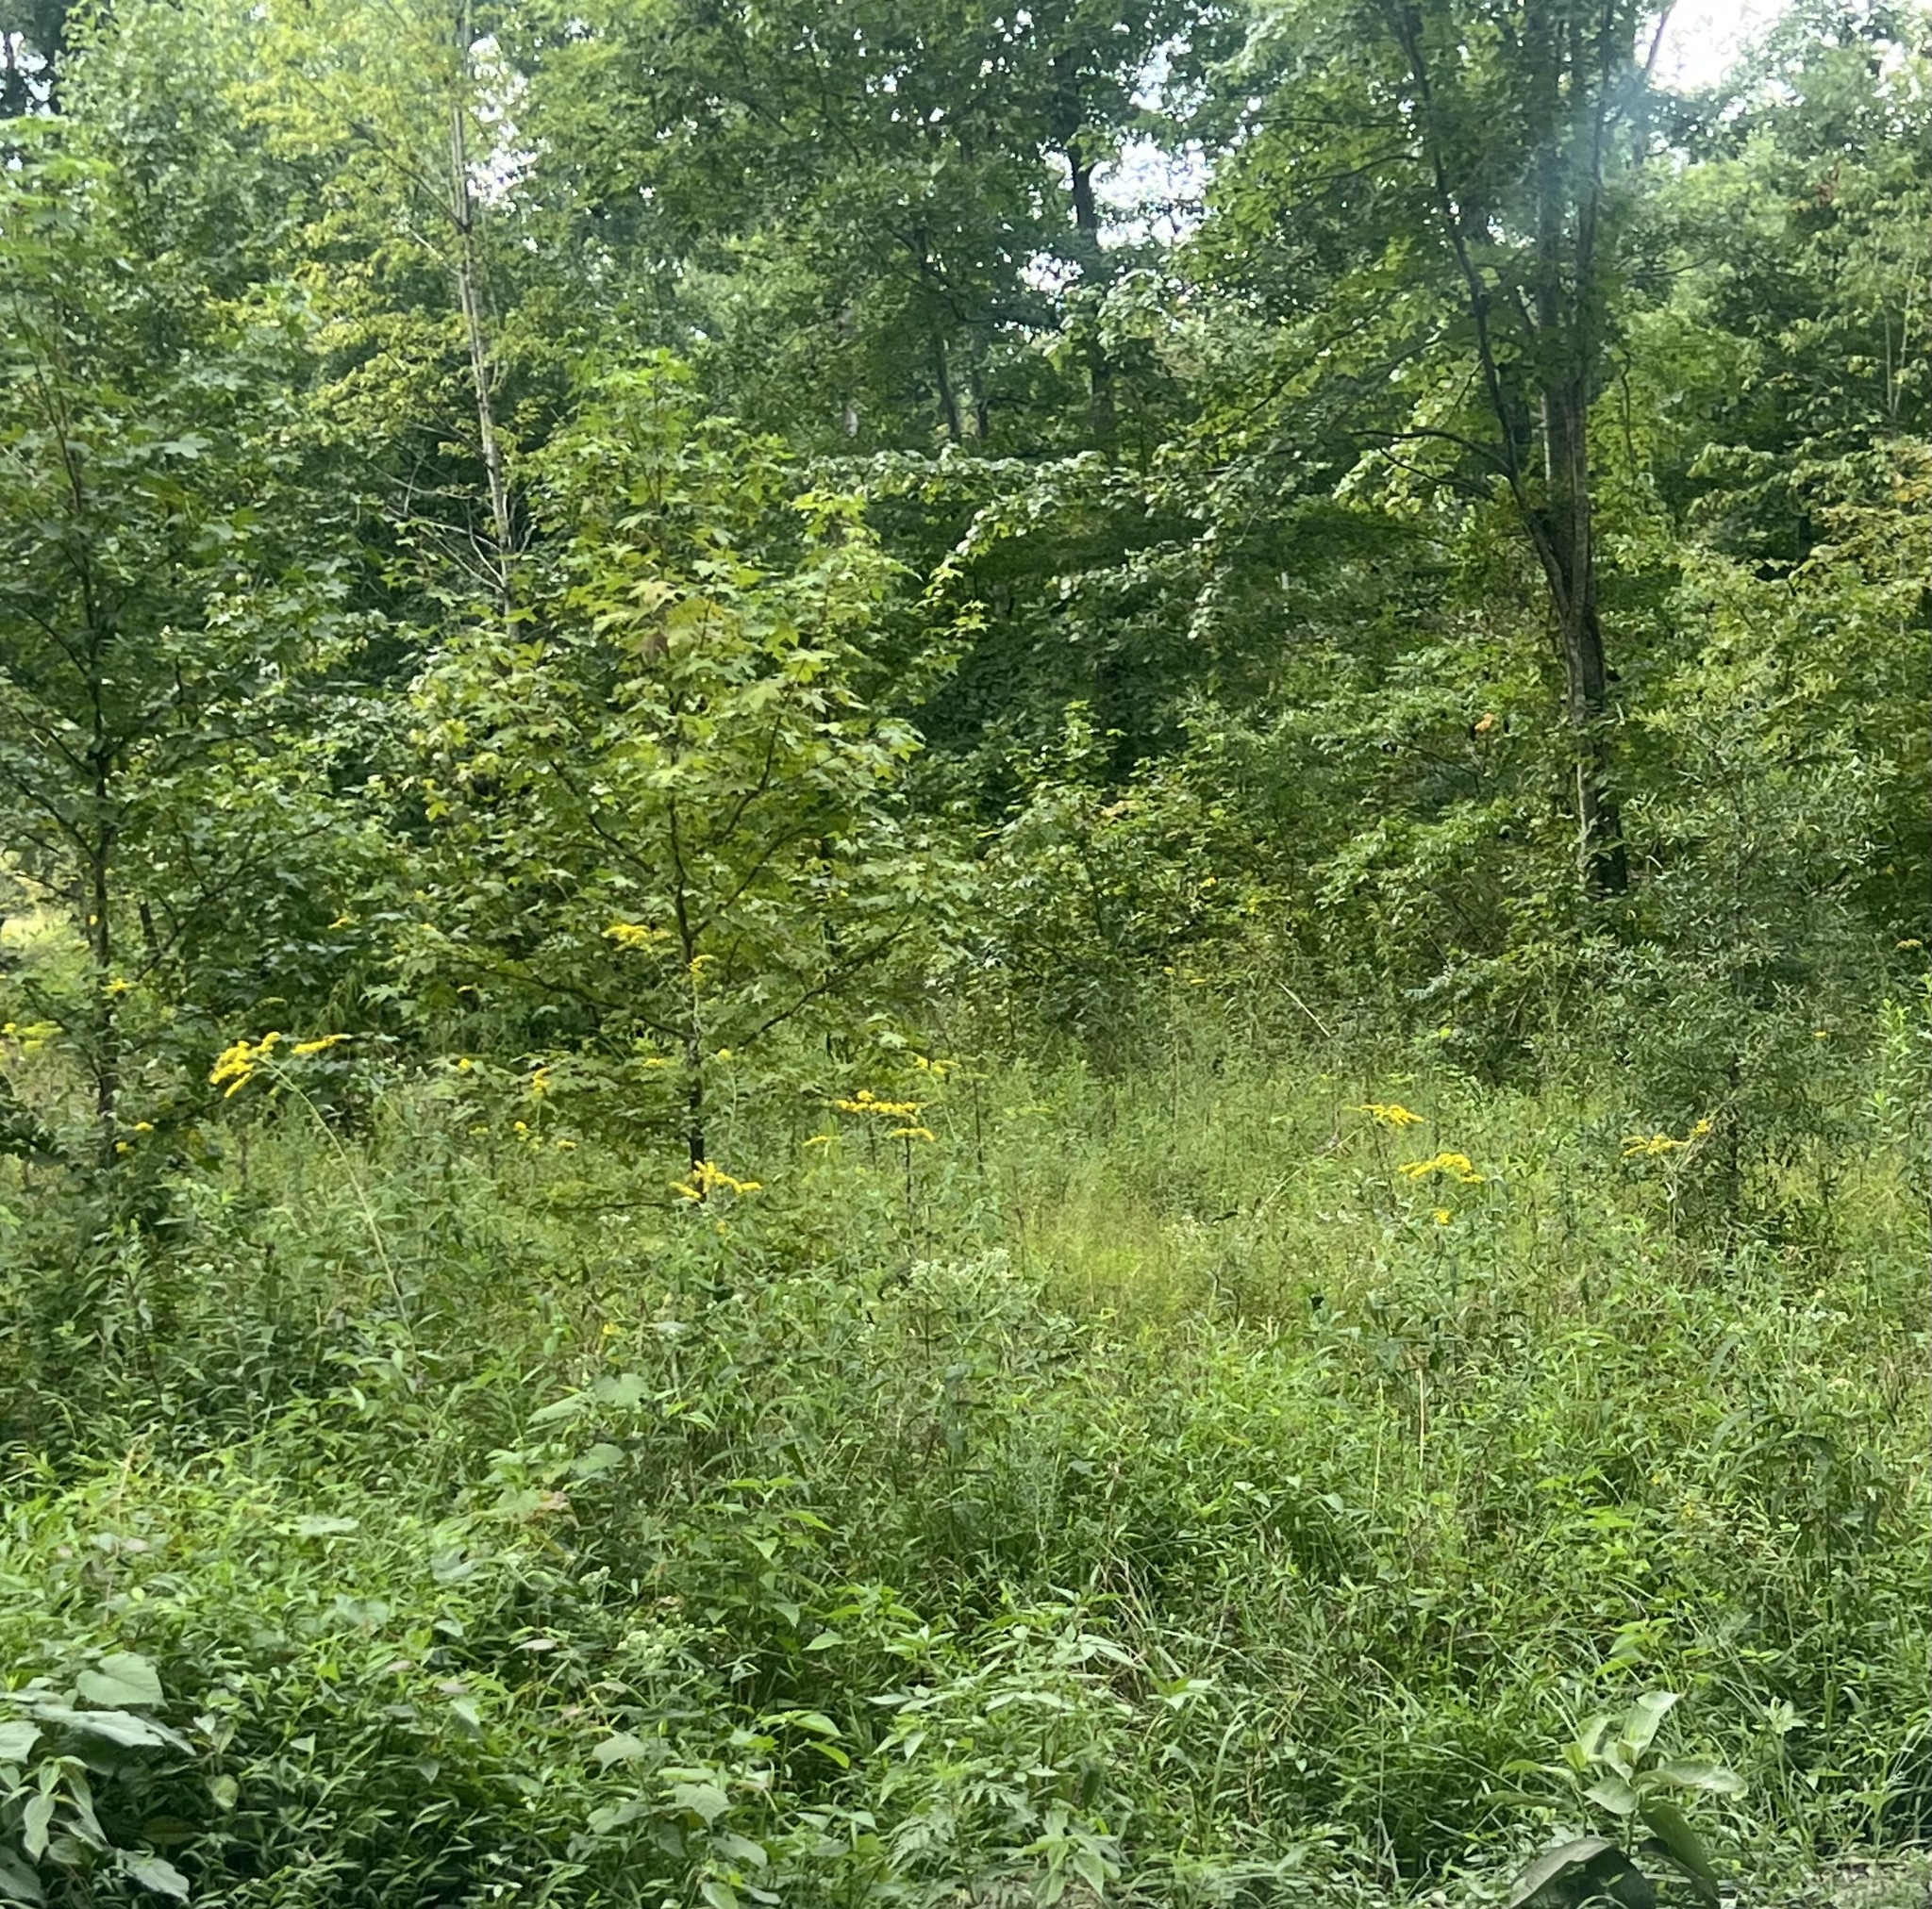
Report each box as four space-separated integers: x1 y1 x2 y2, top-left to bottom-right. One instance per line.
0 0 1925 1902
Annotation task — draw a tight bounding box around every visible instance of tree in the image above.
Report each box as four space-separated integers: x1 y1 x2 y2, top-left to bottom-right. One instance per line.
411 360 959 1170
0 90 369 1166
1199 0 1683 892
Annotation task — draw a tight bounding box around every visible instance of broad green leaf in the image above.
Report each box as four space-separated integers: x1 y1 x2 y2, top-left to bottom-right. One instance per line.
1616 1691 1678 1763
0 1721 42 1763
75 1653 164 1709
591 1733 648 1768
120 1852 191 1901
1654 1759 1745 1797
670 1781 731 1825
1587 1771 1641 1817
0 1846 44 1904
21 1796 53 1863
1638 1798 1721 1905
32 1707 185 1751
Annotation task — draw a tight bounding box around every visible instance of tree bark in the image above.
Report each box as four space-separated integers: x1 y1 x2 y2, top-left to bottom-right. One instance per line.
448 0 513 613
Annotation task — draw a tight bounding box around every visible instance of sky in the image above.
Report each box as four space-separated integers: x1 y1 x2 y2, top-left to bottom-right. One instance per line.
1652 0 1792 90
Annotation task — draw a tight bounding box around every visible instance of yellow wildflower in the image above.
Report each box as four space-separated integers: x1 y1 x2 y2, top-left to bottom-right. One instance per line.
673 1159 762 1201
1623 1118 1712 1159
1432 1208 1453 1225
832 1088 924 1119
890 1125 937 1142
1399 1151 1484 1184
1356 1102 1424 1129
605 922 668 953
209 1031 284 1097
803 1134 836 1149
291 1034 349 1056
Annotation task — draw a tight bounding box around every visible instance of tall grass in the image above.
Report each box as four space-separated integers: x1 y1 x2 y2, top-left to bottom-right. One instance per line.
0 1030 1925 1906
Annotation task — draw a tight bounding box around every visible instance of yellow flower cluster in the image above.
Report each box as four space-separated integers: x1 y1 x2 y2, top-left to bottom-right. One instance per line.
209 1031 348 1098
673 1159 762 1202
1622 1117 1713 1159
832 1088 924 1119
1356 1102 1424 1129
210 1031 283 1096
605 922 669 953
1399 1151 1485 1185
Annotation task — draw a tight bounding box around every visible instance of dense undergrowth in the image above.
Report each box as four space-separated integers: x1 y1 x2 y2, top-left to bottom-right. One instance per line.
4 1015 1926 1908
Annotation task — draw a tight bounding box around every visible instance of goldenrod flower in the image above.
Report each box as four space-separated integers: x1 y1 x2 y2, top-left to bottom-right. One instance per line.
890 1125 937 1141
832 1088 924 1118
605 922 668 953
1432 1208 1452 1225
1623 1117 1712 1159
1399 1151 1484 1184
1356 1102 1424 1129
291 1034 349 1056
673 1160 762 1201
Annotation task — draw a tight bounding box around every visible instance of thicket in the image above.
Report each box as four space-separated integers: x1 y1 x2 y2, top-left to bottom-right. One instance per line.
0 0 1926 1903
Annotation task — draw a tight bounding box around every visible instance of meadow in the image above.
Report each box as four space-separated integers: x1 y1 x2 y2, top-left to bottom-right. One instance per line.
4 1014 1924 1907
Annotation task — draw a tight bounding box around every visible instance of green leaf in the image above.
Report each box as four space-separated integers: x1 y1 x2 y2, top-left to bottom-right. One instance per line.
33 1707 185 1751
120 1852 191 1901
75 1653 164 1708
0 1721 42 1763
291 1516 359 1538
1587 1772 1641 1817
1505 1837 1655 1909
1653 1759 1745 1797
207 1776 239 1812
0 1846 44 1905
21 1796 53 1863
671 1781 731 1825
591 1733 648 1768
699 1881 738 1909
1616 1691 1678 1763
1638 1798 1721 1906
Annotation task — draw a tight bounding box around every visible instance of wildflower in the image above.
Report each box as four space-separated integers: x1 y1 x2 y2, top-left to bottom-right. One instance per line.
1624 1132 1682 1158
673 1159 762 1201
328 915 357 930
803 1134 835 1149
1432 1208 1453 1225
291 1034 349 1056
1356 1102 1424 1129
104 976 133 997
832 1088 924 1119
890 1126 937 1142
605 922 667 953
1399 1151 1484 1184
210 1031 284 1098
1623 1118 1712 1159
530 1066 552 1099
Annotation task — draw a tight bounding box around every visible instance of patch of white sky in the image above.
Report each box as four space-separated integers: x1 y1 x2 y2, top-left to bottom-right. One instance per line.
1086 0 1795 248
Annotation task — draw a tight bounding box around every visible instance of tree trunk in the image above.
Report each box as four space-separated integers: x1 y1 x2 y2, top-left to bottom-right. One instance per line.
1067 140 1116 450
448 0 513 612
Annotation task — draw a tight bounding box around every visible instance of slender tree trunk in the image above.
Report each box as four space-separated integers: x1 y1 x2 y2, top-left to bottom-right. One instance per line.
1066 140 1116 450
1526 19 1626 896
929 328 964 443
86 823 118 1168
447 0 513 612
